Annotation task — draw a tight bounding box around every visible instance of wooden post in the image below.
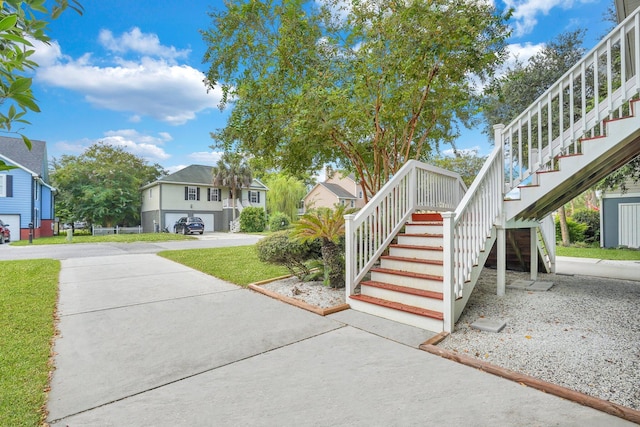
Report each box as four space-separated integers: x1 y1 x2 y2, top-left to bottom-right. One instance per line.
344 214 355 301
441 212 455 333
530 226 538 281
497 226 506 297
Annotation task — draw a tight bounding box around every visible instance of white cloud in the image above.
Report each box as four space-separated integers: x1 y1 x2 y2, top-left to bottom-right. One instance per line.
98 27 190 61
33 29 222 125
166 164 189 174
188 151 223 165
507 42 545 65
504 0 596 37
53 130 172 163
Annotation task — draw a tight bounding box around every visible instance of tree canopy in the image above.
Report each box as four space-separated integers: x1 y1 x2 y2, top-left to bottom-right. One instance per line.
202 0 511 201
51 142 166 227
0 0 83 170
263 172 307 220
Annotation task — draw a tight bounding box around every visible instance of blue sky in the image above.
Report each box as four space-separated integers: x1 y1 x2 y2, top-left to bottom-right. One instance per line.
26 0 614 174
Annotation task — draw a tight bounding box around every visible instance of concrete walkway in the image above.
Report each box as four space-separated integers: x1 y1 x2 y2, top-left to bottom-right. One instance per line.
47 254 635 426
556 256 640 281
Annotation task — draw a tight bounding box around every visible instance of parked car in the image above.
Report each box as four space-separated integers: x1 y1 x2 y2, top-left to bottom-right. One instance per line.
0 219 10 244
174 217 205 235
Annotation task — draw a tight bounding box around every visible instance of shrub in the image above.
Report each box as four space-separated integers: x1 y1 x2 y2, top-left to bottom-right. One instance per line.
555 217 588 244
269 212 291 232
240 207 266 232
255 230 321 279
571 209 600 244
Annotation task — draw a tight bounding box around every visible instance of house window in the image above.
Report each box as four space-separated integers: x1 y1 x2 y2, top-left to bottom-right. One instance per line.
184 186 200 201
350 200 355 208
0 175 12 198
358 191 363 199
249 190 260 203
149 188 153 199
208 188 221 202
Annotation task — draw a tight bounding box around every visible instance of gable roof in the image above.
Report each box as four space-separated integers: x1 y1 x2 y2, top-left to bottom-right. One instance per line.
146 164 268 190
0 136 49 181
319 182 356 199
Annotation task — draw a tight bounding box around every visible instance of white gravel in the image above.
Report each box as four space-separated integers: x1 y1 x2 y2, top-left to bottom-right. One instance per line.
439 268 640 410
260 277 346 309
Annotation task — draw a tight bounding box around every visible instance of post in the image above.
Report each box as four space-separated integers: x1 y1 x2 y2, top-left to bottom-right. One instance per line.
530 227 538 281
441 212 455 333
344 214 355 302
28 222 33 244
497 226 506 297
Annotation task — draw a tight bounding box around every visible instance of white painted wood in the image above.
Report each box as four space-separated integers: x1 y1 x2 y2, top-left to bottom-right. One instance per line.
530 227 538 281
347 297 444 332
370 270 442 293
379 258 443 276
396 234 443 247
404 223 443 234
388 246 443 261
360 286 443 313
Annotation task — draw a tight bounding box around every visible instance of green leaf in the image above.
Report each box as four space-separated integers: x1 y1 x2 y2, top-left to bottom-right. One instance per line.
0 14 18 32
21 134 32 150
11 93 40 112
9 77 32 95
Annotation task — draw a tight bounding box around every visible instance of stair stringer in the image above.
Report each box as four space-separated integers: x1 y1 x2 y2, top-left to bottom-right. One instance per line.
453 225 497 322
504 108 640 222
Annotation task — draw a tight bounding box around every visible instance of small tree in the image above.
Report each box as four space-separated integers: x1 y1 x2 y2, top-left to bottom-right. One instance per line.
211 152 253 221
293 204 355 288
269 212 291 232
256 230 321 279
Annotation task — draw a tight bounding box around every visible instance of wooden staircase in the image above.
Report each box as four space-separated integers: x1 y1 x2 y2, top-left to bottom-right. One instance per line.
349 213 447 332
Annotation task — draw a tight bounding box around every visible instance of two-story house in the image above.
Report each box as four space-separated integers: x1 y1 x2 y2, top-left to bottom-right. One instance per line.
140 164 268 233
302 168 366 213
0 136 56 241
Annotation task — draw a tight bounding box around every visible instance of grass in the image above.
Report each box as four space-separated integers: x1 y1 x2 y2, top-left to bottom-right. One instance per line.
555 245 640 260
11 232 196 246
159 245 290 286
0 259 60 426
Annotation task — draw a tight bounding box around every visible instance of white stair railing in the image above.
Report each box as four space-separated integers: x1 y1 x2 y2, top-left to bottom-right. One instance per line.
503 7 640 191
345 160 466 297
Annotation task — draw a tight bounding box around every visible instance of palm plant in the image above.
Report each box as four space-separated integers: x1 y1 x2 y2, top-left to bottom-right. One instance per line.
211 152 253 221
293 204 356 288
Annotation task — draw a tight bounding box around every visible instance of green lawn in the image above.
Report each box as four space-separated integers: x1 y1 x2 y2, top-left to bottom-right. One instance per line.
11 232 196 246
555 245 640 260
0 259 60 426
159 245 290 286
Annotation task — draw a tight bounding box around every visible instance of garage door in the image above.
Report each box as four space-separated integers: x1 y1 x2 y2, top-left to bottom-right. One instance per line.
0 214 20 241
164 213 187 232
619 203 640 248
198 214 214 232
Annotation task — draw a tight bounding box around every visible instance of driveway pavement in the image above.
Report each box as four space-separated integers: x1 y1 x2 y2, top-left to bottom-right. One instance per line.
44 251 635 426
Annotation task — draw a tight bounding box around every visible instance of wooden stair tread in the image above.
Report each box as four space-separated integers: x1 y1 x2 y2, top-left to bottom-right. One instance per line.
371 267 443 281
401 233 444 238
380 255 443 266
361 280 443 300
350 294 444 320
406 221 443 225
390 244 443 251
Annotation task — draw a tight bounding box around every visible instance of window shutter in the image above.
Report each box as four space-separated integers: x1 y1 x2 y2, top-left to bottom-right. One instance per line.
207 188 211 201
257 191 260 203
184 186 188 200
6 175 12 197
196 187 200 201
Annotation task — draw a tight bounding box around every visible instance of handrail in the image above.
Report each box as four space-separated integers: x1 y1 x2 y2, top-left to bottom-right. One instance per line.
447 127 505 301
503 7 640 191
345 160 466 296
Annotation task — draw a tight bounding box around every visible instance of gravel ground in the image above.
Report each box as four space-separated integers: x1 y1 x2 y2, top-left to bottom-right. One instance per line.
260 276 346 309
440 268 640 410
261 269 640 410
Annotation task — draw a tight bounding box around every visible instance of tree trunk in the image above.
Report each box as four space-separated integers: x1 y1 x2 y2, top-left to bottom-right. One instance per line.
558 205 570 247
321 240 344 288
231 184 237 221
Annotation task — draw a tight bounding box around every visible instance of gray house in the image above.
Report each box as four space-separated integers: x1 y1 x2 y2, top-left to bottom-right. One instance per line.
600 179 640 248
140 165 268 233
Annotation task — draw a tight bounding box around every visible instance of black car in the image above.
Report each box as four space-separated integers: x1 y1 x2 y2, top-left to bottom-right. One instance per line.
174 217 205 235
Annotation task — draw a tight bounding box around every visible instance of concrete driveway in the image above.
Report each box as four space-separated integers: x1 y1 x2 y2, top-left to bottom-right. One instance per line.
45 252 635 426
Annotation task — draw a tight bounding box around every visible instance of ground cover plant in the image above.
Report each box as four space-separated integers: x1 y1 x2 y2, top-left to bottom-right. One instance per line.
158 245 289 286
0 259 59 426
11 233 195 246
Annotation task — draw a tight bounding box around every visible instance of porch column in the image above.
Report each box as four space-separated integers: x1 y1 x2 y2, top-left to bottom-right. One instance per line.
497 226 506 297
344 214 355 301
530 227 538 281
